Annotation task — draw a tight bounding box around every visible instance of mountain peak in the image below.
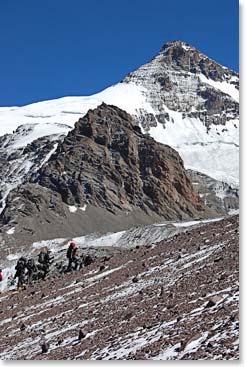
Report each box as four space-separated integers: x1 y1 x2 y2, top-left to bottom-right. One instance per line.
157 40 238 77
160 40 194 52
124 39 238 84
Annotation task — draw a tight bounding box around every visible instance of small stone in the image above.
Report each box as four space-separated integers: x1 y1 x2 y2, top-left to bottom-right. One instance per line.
124 312 133 320
78 329 86 340
205 299 216 308
166 304 174 310
41 342 49 353
214 257 223 263
20 323 26 331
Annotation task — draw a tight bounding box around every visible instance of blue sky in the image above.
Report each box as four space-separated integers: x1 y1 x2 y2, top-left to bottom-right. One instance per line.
0 0 239 106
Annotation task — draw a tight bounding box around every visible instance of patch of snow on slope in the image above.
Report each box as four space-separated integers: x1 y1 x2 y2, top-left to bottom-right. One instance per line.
183 332 209 354
40 143 58 167
6 227 15 234
148 107 239 186
73 230 126 247
199 74 239 102
0 264 17 293
8 123 70 149
68 205 78 213
179 141 239 186
91 319 176 360
32 238 66 251
173 217 222 227
228 209 239 216
153 343 180 360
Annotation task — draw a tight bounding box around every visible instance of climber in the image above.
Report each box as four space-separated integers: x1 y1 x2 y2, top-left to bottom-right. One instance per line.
0 268 3 282
44 249 54 265
66 242 76 271
26 258 38 284
14 257 27 289
72 247 81 271
37 249 53 279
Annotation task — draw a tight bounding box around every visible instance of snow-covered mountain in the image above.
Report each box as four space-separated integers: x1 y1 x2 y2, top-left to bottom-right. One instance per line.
0 40 239 362
0 41 239 189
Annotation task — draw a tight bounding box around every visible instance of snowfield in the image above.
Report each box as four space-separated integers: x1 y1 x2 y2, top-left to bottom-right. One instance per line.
0 83 153 136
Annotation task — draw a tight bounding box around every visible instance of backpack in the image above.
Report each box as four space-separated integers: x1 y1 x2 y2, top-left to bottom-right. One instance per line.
27 259 37 271
66 246 73 260
38 252 46 264
72 247 79 258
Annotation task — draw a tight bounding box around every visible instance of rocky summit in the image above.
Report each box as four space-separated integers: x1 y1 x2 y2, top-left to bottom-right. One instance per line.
124 40 239 128
0 103 214 247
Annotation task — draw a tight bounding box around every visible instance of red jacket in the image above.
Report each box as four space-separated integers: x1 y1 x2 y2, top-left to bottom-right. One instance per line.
0 272 3 282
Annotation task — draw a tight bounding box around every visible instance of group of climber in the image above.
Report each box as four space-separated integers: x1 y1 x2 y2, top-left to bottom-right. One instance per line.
13 249 54 289
66 241 94 271
2 241 94 290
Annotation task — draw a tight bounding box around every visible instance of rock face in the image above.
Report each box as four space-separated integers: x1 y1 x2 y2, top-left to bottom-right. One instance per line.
187 170 239 215
35 103 204 216
0 103 214 245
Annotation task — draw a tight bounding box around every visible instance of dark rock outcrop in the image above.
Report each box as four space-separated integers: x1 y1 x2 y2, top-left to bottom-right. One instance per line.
35 103 204 216
0 103 214 246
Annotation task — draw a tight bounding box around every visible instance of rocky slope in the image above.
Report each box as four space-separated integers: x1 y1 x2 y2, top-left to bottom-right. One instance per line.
0 215 239 360
0 123 70 214
186 170 239 215
0 103 214 246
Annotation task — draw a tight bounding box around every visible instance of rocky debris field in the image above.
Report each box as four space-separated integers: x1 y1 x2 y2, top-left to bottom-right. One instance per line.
0 215 239 360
